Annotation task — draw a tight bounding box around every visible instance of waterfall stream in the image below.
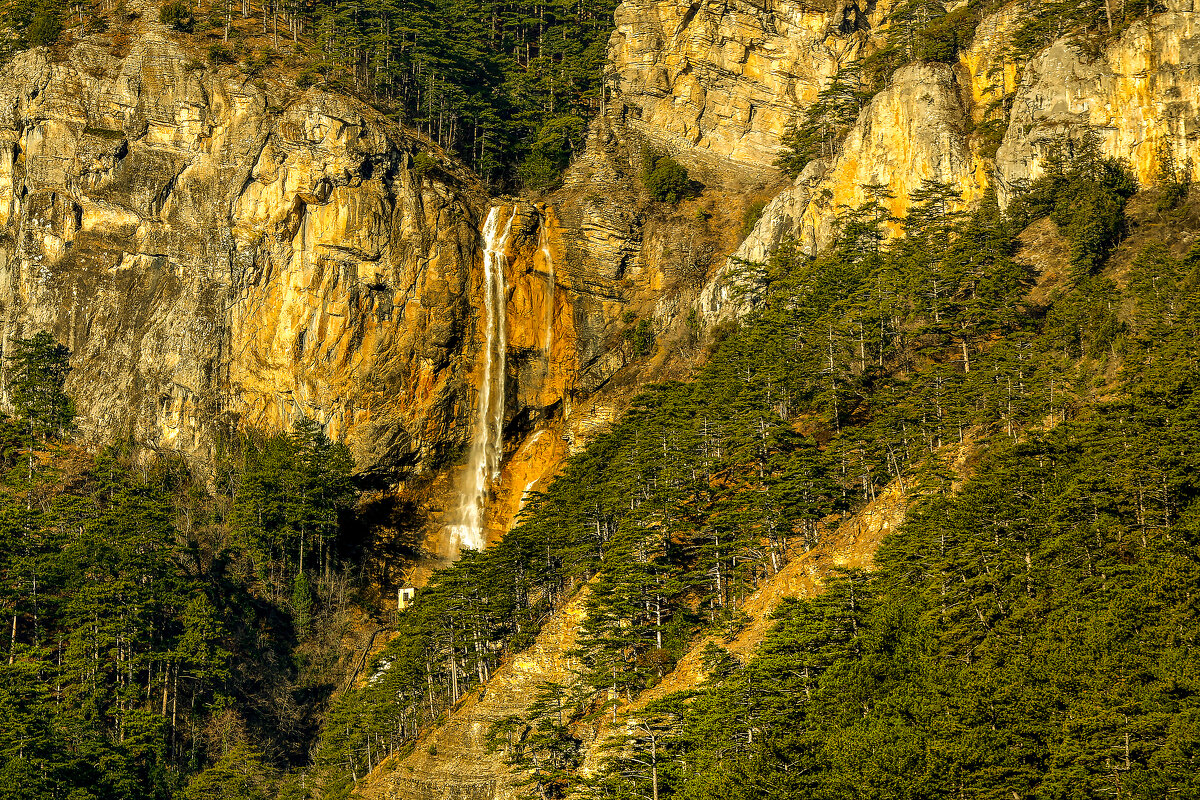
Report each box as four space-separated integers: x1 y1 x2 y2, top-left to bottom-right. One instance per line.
538 212 555 352
450 205 514 552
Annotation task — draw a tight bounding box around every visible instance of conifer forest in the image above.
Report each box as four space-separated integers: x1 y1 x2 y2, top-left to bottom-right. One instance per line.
1 0 1199 797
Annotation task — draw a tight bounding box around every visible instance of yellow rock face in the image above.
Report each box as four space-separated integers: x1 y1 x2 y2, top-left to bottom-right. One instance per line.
699 62 990 325
957 3 1023 123
0 10 483 475
997 11 1200 203
608 0 884 183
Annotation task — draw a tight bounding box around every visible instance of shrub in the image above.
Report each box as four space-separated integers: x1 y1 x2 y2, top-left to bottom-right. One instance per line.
296 68 319 90
26 8 62 47
412 151 436 180
159 0 194 31
741 200 767 237
630 319 654 357
207 43 235 66
644 155 689 203
1010 132 1138 279
1156 140 1192 212
517 151 562 192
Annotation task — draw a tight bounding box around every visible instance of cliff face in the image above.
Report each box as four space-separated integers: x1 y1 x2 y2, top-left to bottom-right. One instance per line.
698 60 987 325
0 10 486 474
997 3 1200 204
701 3 1200 326
607 0 888 184
0 7 691 496
354 0 1200 792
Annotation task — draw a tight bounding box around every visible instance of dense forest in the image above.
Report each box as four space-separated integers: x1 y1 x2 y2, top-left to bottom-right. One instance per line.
0 340 369 800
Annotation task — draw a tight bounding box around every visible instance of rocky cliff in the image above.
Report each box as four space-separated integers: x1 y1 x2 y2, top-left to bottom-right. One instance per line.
699 1 1200 325
0 6 717 559
0 6 489 476
360 589 592 800
607 0 890 184
996 1 1200 204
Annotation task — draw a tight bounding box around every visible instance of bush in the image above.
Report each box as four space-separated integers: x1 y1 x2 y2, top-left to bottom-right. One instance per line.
628 319 654 357
159 0 194 31
1010 132 1138 279
519 115 587 192
296 68 319 90
1156 140 1192 212
412 151 436 180
741 200 767 237
26 8 62 46
517 151 562 192
207 43 235 66
644 155 690 203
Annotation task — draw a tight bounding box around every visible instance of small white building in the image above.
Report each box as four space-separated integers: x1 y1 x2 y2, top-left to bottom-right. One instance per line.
398 587 416 610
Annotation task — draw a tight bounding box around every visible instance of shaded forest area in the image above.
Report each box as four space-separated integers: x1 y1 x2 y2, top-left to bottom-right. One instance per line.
0 383 380 800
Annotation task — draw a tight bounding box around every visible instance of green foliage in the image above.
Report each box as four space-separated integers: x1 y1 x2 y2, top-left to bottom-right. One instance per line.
776 63 869 177
295 69 319 90
225 417 356 581
312 140 1177 796
626 319 654 357
0 414 362 800
207 43 235 66
315 178 1047 789
411 151 437 181
607 375 1200 797
269 0 617 188
488 682 582 798
0 0 66 52
25 4 61 46
180 744 276 800
1156 139 1193 212
6 331 73 442
159 1 194 32
291 572 313 636
740 200 766 238
1009 133 1138 279
520 115 588 191
1012 0 1165 62
643 154 691 203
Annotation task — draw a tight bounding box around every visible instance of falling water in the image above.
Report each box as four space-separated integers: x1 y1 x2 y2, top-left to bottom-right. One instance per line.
538 211 555 352
450 205 514 552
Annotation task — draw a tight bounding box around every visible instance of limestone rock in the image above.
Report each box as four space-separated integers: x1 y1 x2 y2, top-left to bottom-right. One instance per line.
996 10 1200 205
698 62 986 326
0 10 488 476
607 0 884 184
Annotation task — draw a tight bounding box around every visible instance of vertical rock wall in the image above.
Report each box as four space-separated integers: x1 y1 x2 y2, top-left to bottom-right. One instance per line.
996 6 1200 204
0 10 483 476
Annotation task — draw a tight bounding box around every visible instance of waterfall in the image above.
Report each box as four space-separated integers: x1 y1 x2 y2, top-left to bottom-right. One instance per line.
450 205 514 552
538 212 555 353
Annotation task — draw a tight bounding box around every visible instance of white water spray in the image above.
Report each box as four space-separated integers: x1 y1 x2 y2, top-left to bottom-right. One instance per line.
450 205 514 552
538 212 555 353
